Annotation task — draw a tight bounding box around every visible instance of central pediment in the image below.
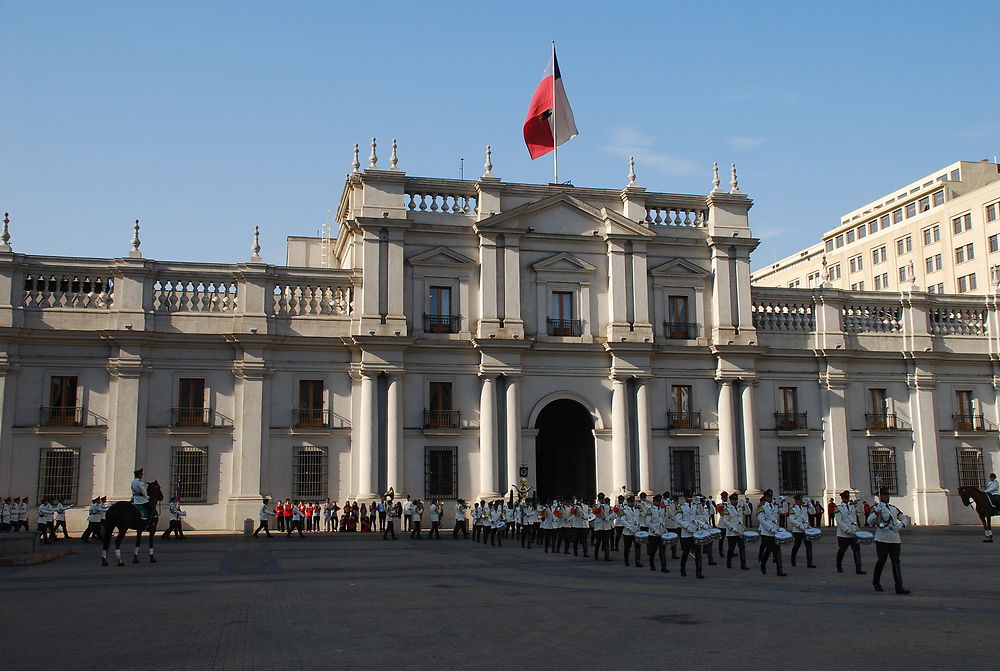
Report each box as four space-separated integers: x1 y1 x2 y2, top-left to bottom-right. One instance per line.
475 192 654 238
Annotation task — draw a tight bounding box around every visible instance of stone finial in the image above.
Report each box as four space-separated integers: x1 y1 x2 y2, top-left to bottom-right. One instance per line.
0 212 10 251
628 156 636 186
729 163 741 194
351 144 361 173
128 219 142 258
368 137 378 169
821 254 830 283
251 225 262 262
389 139 399 170
711 162 722 194
483 145 493 177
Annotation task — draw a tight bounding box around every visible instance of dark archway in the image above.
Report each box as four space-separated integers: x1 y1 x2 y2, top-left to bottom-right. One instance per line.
535 399 596 501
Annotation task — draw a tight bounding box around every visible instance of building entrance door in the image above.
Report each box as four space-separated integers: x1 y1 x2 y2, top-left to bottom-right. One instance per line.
534 399 596 501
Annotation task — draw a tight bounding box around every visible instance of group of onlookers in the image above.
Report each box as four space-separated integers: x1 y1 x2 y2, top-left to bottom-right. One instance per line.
254 497 393 537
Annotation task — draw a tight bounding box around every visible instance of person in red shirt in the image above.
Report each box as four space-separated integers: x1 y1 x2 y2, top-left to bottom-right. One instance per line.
283 499 293 533
827 499 837 528
305 502 315 532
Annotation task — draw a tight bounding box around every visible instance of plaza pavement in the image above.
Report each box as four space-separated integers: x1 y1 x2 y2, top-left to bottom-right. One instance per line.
3 526 997 671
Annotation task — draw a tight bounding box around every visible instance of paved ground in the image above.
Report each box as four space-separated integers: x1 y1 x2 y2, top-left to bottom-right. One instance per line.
3 526 998 670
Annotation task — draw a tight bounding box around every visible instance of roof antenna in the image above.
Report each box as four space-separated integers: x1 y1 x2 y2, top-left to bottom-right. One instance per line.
460 157 464 180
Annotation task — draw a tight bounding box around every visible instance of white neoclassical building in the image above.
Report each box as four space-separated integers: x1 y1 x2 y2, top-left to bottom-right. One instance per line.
0 145 996 530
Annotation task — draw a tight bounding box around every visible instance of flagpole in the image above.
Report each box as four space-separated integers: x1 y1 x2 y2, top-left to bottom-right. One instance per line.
551 40 558 184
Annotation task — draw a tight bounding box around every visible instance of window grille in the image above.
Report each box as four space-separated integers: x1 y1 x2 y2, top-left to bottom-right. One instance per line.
868 446 899 495
293 446 327 500
956 447 985 489
37 448 80 504
669 447 701 494
171 446 209 502
425 446 458 499
778 446 807 495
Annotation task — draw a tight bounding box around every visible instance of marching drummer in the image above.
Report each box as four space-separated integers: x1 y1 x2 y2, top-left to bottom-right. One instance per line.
834 491 866 575
591 494 612 561
619 495 642 568
696 496 718 566
661 492 680 560
789 494 817 569
722 492 749 570
678 491 705 579
866 492 910 594
757 489 787 576
645 494 670 573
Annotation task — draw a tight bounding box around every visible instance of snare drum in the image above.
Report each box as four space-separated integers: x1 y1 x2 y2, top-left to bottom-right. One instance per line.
741 530 760 545
660 532 679 546
494 521 506 529
709 528 722 540
634 530 650 543
693 529 712 545
804 527 822 543
854 530 874 545
774 530 793 546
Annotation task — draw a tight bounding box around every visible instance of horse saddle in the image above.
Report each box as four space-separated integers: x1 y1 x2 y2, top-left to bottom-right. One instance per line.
987 493 1000 513
133 503 155 521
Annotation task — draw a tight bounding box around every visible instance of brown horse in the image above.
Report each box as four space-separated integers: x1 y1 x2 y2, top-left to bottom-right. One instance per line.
957 486 998 542
101 480 164 565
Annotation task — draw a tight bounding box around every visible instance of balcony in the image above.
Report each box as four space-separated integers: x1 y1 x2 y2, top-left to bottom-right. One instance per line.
423 313 461 334
774 412 808 431
865 413 907 433
39 406 83 427
294 408 329 428
424 409 461 430
952 414 996 433
668 411 701 431
663 321 699 340
547 318 583 336
171 406 212 427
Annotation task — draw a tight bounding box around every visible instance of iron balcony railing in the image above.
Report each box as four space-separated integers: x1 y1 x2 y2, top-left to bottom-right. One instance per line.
865 413 900 431
424 409 461 429
423 313 461 333
39 406 83 427
294 408 329 428
668 411 701 430
774 412 808 430
547 318 583 336
952 414 994 431
171 406 212 427
663 321 699 339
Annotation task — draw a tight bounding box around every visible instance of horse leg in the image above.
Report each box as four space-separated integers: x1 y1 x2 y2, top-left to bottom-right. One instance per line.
149 525 157 562
133 528 142 563
115 528 126 566
101 524 110 566
986 514 994 543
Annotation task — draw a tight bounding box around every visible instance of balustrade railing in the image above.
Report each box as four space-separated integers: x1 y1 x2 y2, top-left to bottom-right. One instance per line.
23 273 113 309
273 284 352 316
645 206 707 227
842 304 902 333
751 300 815 331
153 278 238 313
405 190 478 214
928 306 986 335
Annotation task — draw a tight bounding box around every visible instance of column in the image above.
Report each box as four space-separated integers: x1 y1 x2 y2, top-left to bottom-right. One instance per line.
505 376 521 494
386 373 403 493
717 380 736 492
908 372 948 524
356 372 378 500
0 358 18 493
740 382 760 496
635 378 652 493
611 377 629 491
230 360 269 530
477 236 499 336
820 373 851 501
478 374 499 499
105 356 148 509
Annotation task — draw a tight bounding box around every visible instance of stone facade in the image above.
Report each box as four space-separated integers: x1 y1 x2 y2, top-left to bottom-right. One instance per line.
0 150 995 529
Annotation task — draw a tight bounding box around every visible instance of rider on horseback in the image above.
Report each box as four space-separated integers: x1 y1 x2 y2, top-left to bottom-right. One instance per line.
986 473 1000 511
131 468 155 521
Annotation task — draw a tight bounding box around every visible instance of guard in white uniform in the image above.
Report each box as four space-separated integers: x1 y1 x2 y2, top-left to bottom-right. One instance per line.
867 493 910 594
720 492 748 569
162 496 187 539
645 494 670 573
254 496 274 537
569 499 589 557
757 489 787 576
383 501 400 540
1 497 12 532
453 499 469 539
611 495 626 552
985 473 999 542
591 494 611 561
677 491 704 578
834 490 866 574
53 499 72 538
428 500 442 539
618 496 642 567
18 497 30 532
36 499 54 544
789 494 816 568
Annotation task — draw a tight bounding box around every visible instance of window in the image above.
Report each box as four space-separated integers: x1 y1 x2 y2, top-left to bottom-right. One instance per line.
898 266 909 283
895 236 912 255
954 390 975 427
892 209 903 224
426 381 458 428
292 446 327 500
807 271 821 288
872 246 887 264
850 281 865 291
880 214 891 229
918 196 930 212
922 225 939 245
987 203 998 222
952 213 972 233
868 221 878 235
990 235 999 253
787 280 799 289
665 295 694 339
778 387 798 415
868 447 899 495
846 229 855 244
548 291 580 336
297 380 325 427
869 388 889 424
957 273 977 293
37 447 80 504
856 224 866 239
849 255 863 273
928 282 944 294
669 385 696 428
956 447 985 489
46 375 79 426
171 446 209 503
932 190 945 207
992 265 1000 286
829 263 841 280
905 202 916 218
951 168 961 181
426 286 457 333
925 254 942 273
778 446 807 495
835 234 844 248
825 239 834 252
669 447 700 493
955 243 974 264
874 273 889 290
176 378 206 426
425 446 458 499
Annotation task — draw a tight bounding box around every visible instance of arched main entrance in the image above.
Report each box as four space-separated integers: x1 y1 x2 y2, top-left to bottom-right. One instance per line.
535 399 596 501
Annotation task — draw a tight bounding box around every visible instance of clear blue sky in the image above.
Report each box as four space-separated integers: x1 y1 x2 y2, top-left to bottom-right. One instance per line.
3 2 999 268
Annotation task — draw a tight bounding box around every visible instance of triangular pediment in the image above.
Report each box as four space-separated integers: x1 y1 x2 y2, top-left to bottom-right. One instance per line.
475 192 654 238
407 245 477 267
649 257 711 276
532 251 597 274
